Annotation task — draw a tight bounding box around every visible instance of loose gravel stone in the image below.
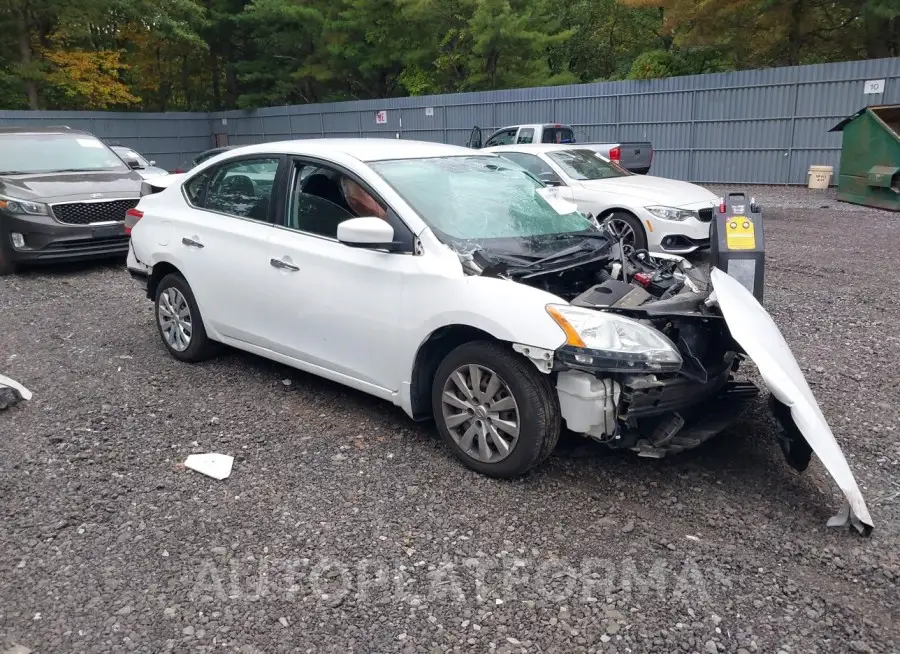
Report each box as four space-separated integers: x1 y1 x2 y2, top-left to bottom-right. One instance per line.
1 189 899 653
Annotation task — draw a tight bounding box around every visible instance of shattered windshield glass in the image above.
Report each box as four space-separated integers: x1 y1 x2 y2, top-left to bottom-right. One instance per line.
370 155 594 241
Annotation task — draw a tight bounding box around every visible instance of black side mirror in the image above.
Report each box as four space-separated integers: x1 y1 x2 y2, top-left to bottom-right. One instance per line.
537 172 563 187
127 160 143 170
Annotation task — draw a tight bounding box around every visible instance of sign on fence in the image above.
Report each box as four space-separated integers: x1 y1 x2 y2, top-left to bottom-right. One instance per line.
863 79 885 94
375 110 387 124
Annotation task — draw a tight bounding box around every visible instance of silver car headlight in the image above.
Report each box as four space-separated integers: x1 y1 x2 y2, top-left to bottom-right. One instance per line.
0 194 49 216
645 205 698 222
546 304 683 372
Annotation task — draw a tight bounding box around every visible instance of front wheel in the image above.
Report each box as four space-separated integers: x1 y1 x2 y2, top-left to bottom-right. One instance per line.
431 341 560 478
0 243 18 276
602 211 647 251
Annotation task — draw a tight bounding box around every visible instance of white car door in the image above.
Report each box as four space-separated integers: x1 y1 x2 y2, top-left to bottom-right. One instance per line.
173 155 284 344
260 159 420 391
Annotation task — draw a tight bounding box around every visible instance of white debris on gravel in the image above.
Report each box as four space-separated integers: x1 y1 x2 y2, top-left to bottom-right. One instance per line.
0 373 32 405
183 453 234 480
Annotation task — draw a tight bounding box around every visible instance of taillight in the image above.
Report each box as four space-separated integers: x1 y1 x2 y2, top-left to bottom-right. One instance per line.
173 168 184 174
718 199 726 213
124 208 144 235
609 146 621 161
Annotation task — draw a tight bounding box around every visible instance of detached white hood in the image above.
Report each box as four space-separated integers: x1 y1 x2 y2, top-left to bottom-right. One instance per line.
579 175 718 209
710 268 874 536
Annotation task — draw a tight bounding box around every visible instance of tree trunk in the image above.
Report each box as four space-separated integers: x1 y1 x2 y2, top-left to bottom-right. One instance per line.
15 9 39 109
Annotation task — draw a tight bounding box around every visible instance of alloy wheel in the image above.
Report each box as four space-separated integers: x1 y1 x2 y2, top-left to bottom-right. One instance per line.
440 364 520 463
605 216 636 246
158 287 193 352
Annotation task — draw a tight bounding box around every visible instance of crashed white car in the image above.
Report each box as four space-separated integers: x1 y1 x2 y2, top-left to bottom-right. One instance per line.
124 139 872 535
484 143 718 255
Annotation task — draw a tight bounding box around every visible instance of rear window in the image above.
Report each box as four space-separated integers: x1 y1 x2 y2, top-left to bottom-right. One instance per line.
0 132 129 174
541 127 575 144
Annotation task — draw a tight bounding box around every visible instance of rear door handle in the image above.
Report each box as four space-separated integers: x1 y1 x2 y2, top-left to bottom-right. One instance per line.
270 258 299 272
182 237 204 248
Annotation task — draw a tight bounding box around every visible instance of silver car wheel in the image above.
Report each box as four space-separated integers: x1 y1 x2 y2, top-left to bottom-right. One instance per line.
440 364 520 463
158 287 193 352
606 216 636 245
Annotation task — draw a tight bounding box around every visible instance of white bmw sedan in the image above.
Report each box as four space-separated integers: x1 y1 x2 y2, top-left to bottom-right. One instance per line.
124 138 871 533
484 143 719 255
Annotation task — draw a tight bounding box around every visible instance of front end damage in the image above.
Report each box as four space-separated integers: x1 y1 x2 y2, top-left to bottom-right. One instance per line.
465 235 874 535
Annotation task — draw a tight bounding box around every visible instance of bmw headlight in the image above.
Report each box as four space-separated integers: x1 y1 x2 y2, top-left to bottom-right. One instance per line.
645 205 697 222
0 194 49 216
546 304 683 372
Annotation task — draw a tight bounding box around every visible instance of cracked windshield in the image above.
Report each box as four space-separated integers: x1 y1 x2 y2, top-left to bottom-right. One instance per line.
371 156 594 241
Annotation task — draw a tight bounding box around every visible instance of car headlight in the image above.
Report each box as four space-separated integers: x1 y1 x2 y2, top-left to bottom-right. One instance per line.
546 304 683 372
645 205 698 222
0 194 49 216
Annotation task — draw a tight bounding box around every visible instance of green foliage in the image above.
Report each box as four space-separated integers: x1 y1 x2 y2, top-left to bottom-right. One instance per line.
0 0 896 111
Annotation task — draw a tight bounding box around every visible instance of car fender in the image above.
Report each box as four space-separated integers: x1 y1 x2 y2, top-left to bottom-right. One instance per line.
710 268 873 535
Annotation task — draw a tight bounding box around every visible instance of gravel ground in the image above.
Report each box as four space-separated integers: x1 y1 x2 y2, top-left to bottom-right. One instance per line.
2 187 899 654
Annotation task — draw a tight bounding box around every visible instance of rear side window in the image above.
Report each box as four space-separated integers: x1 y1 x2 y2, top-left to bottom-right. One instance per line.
541 127 575 144
185 157 280 222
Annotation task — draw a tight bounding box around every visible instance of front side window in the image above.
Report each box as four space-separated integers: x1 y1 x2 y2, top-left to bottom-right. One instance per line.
370 155 593 242
546 149 628 180
190 157 280 221
484 129 517 147
285 163 388 239
0 132 129 174
516 128 534 144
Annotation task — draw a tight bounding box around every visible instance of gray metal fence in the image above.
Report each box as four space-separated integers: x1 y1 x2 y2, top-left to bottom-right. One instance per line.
2 57 899 183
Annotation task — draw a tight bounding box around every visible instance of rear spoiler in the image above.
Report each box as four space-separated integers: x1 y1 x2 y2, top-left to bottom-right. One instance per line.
140 173 185 196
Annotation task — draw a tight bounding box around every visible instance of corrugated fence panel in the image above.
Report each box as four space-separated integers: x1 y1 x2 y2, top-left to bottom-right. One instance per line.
555 96 617 126
1 58 899 183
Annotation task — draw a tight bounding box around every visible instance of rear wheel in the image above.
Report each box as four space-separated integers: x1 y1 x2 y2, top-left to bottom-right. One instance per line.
154 273 220 362
603 211 647 251
432 341 560 478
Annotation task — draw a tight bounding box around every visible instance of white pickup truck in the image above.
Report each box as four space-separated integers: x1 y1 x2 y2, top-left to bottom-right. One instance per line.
465 123 653 175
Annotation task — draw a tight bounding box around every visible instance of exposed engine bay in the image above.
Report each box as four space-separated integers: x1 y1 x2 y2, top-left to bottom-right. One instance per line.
454 223 873 536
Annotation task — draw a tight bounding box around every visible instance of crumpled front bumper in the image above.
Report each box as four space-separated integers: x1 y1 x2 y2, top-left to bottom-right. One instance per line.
710 268 873 536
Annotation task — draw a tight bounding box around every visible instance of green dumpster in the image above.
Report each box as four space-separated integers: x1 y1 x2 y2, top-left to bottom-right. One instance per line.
829 104 900 212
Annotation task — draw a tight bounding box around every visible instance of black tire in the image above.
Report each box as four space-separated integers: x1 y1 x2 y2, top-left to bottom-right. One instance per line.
0 244 18 276
154 272 220 362
431 340 561 478
603 210 648 251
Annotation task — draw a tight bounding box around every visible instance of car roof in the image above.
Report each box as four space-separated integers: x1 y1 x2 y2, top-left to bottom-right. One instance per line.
220 138 491 163
484 143 592 154
0 125 90 136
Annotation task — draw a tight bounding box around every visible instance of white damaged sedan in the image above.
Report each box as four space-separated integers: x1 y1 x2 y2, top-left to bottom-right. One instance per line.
125 139 872 535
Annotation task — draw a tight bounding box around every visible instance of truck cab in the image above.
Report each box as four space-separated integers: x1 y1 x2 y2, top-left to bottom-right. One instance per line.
467 124 575 149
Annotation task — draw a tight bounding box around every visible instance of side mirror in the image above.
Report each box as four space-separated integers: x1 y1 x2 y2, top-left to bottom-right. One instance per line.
337 217 401 251
149 160 156 166
538 172 563 187
127 160 143 170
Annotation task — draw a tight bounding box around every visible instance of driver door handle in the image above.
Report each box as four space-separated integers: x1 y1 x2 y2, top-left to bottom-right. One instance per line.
270 258 299 272
182 237 204 248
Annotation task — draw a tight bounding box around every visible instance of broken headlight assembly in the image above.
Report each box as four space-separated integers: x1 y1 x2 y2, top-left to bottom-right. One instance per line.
546 304 683 372
644 206 697 222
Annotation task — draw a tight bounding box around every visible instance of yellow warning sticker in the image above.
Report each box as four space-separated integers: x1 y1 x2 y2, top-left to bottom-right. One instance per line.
724 216 755 250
